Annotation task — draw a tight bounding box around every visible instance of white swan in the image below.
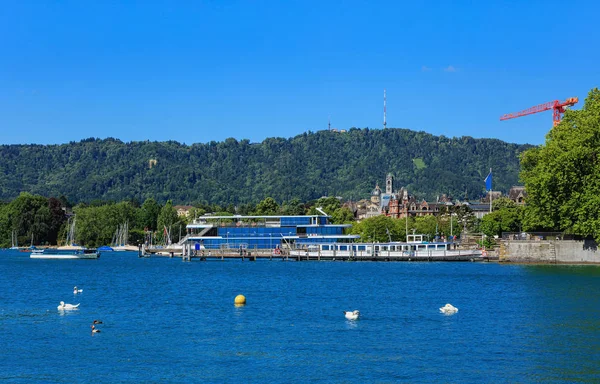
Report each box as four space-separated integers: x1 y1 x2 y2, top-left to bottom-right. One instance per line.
73 286 83 294
439 303 458 315
57 301 80 310
344 310 360 321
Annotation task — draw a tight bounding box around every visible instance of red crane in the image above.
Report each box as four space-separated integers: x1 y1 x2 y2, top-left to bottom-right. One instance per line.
500 97 578 127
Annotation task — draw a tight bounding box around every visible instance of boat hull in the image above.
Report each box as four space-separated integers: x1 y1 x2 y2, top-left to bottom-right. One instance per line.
112 245 139 252
30 249 100 259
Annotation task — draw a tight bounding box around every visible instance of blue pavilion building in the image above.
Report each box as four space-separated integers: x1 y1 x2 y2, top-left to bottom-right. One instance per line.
186 214 358 251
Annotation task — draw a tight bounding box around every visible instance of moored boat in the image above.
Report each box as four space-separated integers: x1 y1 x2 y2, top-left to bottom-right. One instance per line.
289 234 483 261
30 248 100 259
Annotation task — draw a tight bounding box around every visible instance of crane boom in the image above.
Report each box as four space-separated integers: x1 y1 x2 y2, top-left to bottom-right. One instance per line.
500 97 578 126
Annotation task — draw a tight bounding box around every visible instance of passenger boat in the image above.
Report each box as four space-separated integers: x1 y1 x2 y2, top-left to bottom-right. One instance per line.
30 248 100 259
289 234 483 261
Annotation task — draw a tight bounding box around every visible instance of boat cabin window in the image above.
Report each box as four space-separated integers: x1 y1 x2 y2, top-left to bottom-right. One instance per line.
322 245 330 251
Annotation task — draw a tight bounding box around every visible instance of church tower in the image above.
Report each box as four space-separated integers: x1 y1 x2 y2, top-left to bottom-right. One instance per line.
386 173 394 195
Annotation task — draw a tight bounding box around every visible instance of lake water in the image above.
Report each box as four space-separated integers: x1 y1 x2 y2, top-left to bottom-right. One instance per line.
1 250 600 383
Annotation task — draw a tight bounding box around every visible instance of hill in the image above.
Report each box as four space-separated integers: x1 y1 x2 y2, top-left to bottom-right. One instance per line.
0 128 532 204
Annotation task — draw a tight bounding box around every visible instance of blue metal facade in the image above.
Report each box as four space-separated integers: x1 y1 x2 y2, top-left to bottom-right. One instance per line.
188 215 352 250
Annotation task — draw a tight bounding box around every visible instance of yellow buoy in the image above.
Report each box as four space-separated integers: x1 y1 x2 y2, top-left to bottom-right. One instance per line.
234 294 246 306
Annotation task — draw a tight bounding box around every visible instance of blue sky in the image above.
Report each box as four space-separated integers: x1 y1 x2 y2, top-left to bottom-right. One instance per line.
1 0 598 146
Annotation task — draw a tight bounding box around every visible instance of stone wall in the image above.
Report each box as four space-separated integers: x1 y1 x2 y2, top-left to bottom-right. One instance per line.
499 239 600 264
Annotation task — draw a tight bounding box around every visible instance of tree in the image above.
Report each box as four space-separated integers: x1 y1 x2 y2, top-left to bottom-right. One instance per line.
47 197 66 245
331 207 355 224
139 198 161 231
157 200 182 244
480 209 521 237
308 196 341 216
454 204 477 233
281 198 305 216
521 88 600 240
492 197 517 210
2 193 50 246
253 197 279 215
186 207 206 224
350 215 402 242
413 215 438 239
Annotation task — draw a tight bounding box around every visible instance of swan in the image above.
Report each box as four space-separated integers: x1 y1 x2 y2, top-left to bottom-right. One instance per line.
57 301 80 310
91 325 101 333
439 303 458 315
343 310 360 321
73 286 83 294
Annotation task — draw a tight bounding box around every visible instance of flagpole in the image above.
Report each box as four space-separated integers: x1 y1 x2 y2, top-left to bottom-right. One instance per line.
489 167 492 213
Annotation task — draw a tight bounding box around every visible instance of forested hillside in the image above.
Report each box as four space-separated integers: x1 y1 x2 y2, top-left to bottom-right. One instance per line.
0 128 531 205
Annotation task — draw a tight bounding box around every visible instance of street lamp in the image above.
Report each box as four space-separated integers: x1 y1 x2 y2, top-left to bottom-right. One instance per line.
405 204 409 241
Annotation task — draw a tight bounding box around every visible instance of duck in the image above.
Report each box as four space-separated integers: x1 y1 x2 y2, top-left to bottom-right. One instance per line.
93 320 103 324
57 301 80 310
91 325 101 333
343 310 360 321
73 286 83 294
439 303 458 315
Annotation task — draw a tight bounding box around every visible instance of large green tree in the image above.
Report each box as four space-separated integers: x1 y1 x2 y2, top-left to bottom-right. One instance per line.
521 88 600 239
0 192 51 247
351 215 404 242
480 198 523 237
138 198 161 231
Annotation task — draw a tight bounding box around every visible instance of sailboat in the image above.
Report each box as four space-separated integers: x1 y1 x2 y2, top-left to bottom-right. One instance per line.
20 233 37 252
9 230 19 250
154 225 183 256
112 222 138 252
31 216 99 259
57 217 84 250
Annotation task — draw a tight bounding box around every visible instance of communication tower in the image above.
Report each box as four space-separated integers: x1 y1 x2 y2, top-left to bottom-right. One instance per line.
383 89 387 129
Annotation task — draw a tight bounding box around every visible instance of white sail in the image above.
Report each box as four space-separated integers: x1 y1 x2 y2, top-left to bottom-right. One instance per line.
58 217 85 250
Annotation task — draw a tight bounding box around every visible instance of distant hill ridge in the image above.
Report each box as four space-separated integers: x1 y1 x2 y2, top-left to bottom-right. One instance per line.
0 128 531 204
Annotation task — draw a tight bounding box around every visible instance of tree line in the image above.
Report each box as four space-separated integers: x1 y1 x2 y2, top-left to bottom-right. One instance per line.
0 128 529 206
1 193 485 248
